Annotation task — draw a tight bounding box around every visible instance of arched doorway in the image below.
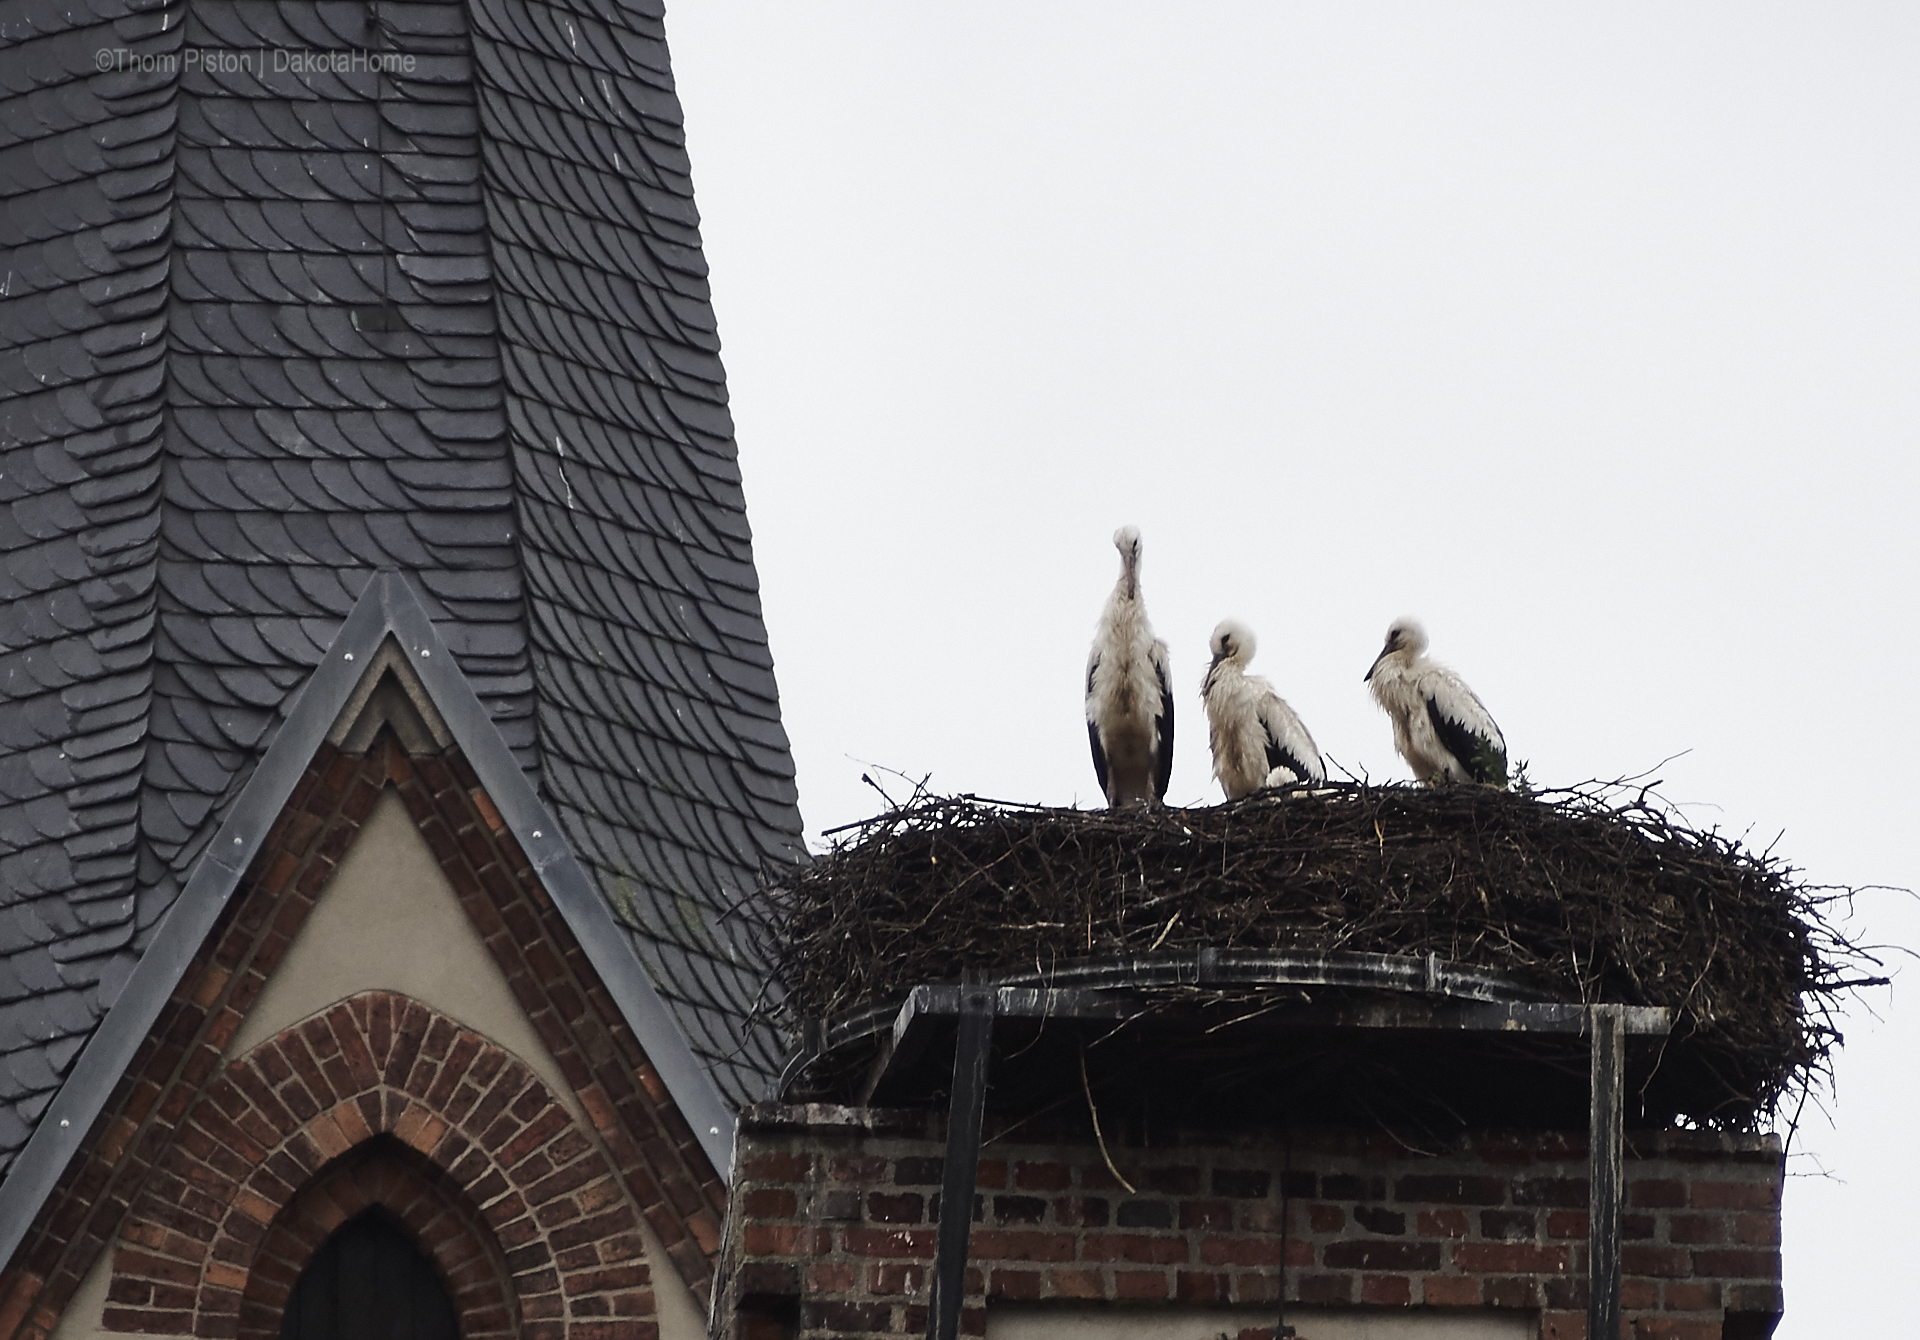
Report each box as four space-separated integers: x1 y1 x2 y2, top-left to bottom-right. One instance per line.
279 1207 459 1340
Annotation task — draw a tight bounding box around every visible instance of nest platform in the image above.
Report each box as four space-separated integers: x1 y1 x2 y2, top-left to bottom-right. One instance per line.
766 783 1874 1133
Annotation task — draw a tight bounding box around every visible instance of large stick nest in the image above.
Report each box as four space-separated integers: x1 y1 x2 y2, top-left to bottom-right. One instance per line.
763 781 1882 1131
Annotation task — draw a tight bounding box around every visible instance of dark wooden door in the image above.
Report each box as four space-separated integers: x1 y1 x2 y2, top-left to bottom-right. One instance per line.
280 1208 459 1340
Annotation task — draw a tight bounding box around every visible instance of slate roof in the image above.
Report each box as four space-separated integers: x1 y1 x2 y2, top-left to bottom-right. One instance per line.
0 0 804 1179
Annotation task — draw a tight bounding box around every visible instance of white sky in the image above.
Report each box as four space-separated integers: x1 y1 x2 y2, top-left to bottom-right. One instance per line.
665 5 1920 1333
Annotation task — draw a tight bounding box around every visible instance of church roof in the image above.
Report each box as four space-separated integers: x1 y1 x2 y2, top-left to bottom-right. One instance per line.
0 0 803 1184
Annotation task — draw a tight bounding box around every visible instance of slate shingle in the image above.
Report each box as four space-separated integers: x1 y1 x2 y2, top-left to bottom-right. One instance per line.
0 0 803 1181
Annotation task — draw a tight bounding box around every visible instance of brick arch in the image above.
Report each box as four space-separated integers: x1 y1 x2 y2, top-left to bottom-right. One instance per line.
109 991 657 1340
238 1136 515 1340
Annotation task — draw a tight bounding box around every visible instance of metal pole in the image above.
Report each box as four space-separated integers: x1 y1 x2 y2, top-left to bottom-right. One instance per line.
927 990 995 1340
1587 1004 1625 1340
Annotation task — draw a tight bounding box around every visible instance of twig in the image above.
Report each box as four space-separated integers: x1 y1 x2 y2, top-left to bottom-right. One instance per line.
1080 1044 1135 1194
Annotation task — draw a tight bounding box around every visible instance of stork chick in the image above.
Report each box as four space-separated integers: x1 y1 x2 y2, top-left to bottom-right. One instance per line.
1202 619 1324 798
1364 618 1507 786
1085 526 1174 807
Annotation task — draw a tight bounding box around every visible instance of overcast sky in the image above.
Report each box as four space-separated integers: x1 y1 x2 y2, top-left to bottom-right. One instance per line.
665 5 1919 1332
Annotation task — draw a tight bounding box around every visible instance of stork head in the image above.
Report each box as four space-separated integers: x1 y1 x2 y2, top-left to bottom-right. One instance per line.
1112 525 1143 595
1365 617 1427 681
1207 618 1256 673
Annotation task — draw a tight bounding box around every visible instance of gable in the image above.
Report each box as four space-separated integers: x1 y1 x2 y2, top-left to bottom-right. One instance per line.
0 574 738 1290
39 786 705 1340
0 629 734 1340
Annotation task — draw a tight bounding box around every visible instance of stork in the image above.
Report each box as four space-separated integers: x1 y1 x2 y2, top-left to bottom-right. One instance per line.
1085 526 1174 807
1201 619 1325 798
1364 618 1508 786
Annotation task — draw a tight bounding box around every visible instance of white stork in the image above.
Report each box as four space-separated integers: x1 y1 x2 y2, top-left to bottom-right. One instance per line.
1085 526 1174 808
1364 618 1508 786
1201 619 1325 798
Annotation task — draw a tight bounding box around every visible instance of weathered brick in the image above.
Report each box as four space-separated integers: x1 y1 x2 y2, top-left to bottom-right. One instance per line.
1482 1275 1540 1309
1297 1273 1353 1305
1455 1243 1569 1275
1546 1210 1588 1240
742 1224 833 1256
1324 1241 1441 1272
801 1300 889 1333
1480 1209 1536 1241
830 1156 887 1184
1140 1167 1199 1195
1423 1274 1480 1306
1664 1281 1720 1311
1625 1321 1719 1340
987 1268 1038 1300
1397 1175 1505 1206
840 1228 937 1259
1692 1249 1780 1280
1054 1196 1108 1227
1014 1162 1071 1192
1044 1268 1103 1299
1515 1178 1588 1208
1080 1233 1187 1265
1667 1214 1722 1245
1321 1174 1384 1201
869 1263 923 1295
1361 1273 1412 1306
1175 1270 1227 1303
1114 1270 1168 1300
1629 1179 1686 1208
1689 1180 1776 1211
870 1193 927 1225
1353 1206 1406 1235
991 1196 1046 1225
741 1189 796 1219
1211 1168 1271 1200
894 1157 943 1186
1115 1200 1172 1229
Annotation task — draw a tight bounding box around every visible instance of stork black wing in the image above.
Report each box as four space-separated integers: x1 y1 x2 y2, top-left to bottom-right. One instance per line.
1261 728 1314 787
1152 661 1175 802
1086 654 1111 798
1425 696 1508 786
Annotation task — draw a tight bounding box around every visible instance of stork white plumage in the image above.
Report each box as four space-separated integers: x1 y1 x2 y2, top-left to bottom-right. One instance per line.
1085 526 1174 808
1364 618 1508 787
1201 619 1325 799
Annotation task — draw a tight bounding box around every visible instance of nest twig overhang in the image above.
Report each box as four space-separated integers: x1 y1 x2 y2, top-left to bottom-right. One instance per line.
761 781 1883 1132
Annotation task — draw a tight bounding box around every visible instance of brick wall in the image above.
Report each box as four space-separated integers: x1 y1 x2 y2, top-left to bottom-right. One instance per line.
110 991 654 1340
715 1105 1783 1340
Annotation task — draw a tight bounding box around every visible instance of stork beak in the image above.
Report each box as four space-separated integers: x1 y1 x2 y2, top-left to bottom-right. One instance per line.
1364 645 1391 682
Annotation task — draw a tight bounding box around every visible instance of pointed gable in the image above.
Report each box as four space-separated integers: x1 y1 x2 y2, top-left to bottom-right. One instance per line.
0 594 744 1338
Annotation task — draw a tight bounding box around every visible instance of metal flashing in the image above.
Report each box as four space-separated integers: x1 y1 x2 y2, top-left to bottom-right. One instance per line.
0 571 736 1275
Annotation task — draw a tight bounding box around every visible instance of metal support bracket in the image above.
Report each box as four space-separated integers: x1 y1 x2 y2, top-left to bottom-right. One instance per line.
847 981 1670 1105
1588 1004 1626 1340
927 989 996 1340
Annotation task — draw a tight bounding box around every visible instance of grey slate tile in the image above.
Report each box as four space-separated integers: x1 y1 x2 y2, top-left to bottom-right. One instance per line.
0 0 803 1175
